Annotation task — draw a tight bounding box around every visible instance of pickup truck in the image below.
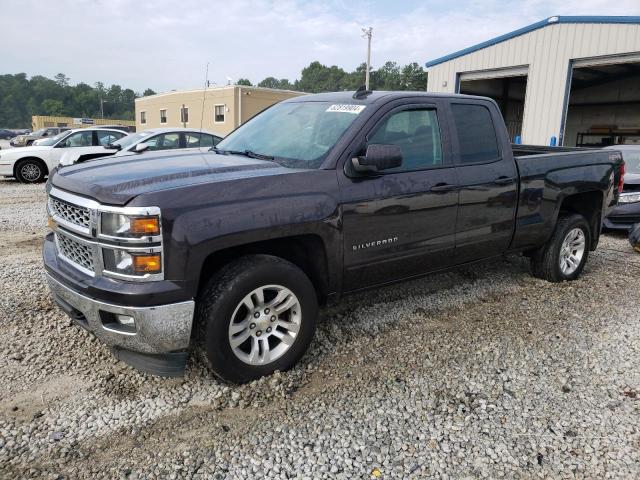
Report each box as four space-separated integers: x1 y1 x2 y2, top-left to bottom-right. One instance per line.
44 90 624 382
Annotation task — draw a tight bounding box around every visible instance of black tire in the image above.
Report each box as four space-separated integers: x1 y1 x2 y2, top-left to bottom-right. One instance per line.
530 213 591 282
15 158 46 183
197 254 318 383
25 140 34 146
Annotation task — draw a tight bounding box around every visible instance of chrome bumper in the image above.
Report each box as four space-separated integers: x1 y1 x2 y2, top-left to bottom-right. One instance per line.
46 273 194 354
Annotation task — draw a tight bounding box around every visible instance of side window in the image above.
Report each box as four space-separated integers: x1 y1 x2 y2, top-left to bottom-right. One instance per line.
367 109 442 172
60 131 92 147
451 104 500 164
184 133 201 147
97 131 123 146
214 105 225 123
160 109 167 124
200 134 220 148
146 133 180 151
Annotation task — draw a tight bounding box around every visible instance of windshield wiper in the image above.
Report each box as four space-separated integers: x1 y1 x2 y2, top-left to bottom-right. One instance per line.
211 147 273 160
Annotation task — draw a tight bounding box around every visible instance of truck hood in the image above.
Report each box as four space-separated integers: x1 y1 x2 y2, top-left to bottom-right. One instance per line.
49 150 296 205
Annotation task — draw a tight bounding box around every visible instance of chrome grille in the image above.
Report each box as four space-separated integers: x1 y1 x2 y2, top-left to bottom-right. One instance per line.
56 232 94 273
50 196 91 229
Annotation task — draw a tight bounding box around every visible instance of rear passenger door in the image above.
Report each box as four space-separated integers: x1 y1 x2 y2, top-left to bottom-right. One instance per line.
449 101 518 263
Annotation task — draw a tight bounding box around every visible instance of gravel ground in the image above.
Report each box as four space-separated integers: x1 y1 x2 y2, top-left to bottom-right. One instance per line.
0 178 638 479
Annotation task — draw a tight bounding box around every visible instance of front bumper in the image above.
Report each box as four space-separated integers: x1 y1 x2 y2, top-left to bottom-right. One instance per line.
46 272 195 376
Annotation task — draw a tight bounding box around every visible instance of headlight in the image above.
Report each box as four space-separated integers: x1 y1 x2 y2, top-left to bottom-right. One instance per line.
102 249 162 276
100 213 160 238
618 193 640 204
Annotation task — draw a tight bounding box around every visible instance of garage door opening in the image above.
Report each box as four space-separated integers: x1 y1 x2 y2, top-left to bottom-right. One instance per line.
565 62 640 147
459 75 528 142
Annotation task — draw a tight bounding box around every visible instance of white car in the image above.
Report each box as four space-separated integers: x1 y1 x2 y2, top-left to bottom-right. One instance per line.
58 128 223 167
0 128 127 183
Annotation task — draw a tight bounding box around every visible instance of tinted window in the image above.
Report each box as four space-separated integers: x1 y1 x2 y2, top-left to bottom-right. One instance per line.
145 133 180 151
184 132 201 147
451 104 500 164
367 109 442 172
59 131 93 147
97 130 124 146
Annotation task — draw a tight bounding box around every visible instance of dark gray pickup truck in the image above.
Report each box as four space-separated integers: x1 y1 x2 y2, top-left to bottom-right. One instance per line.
44 90 624 382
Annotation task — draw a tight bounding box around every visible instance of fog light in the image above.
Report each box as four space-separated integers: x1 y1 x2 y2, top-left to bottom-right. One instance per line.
115 314 135 327
132 254 162 274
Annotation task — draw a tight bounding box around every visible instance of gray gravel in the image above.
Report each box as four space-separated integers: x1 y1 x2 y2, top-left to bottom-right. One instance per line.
0 178 639 479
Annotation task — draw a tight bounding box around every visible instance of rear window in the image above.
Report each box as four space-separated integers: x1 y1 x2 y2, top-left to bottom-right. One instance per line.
451 104 500 164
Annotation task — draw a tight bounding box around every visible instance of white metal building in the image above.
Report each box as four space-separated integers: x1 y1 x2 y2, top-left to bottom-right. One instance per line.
426 16 640 146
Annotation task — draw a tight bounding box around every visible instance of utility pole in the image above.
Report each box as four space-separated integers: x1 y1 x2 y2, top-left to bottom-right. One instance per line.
100 98 106 119
362 27 373 90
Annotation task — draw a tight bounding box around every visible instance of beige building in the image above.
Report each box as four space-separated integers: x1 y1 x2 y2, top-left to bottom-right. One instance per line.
426 16 640 146
134 85 304 136
32 115 135 130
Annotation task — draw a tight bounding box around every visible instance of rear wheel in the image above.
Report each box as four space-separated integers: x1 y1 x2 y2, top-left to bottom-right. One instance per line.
197 255 318 383
531 213 590 282
15 158 46 183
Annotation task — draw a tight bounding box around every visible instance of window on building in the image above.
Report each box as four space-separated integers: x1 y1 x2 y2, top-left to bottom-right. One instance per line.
367 109 443 172
180 106 189 124
451 104 500 164
140 111 146 124
214 105 225 123
160 109 167 124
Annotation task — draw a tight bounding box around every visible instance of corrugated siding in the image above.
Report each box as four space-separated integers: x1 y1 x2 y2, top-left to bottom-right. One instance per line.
427 23 640 144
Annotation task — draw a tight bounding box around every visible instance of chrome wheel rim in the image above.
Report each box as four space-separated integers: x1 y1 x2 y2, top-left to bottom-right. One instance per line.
20 163 41 182
559 228 585 275
228 285 301 366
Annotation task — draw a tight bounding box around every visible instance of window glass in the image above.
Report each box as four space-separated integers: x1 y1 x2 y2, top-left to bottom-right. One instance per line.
451 104 500 164
60 130 93 147
160 109 167 124
214 105 225 122
200 134 217 148
367 109 442 172
184 133 200 147
140 111 146 124
181 107 189 124
146 133 180 151
216 101 361 169
97 130 123 146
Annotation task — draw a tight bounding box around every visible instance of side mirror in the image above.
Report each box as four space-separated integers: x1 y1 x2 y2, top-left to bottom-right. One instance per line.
134 142 150 153
351 144 402 174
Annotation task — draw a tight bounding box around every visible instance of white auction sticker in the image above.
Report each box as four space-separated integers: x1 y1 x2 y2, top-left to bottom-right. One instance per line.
326 104 366 114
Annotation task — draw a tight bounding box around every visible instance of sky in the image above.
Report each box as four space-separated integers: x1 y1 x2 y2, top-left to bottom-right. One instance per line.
1 0 639 93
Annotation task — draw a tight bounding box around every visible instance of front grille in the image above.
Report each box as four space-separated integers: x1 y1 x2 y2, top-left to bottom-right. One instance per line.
56 232 94 273
50 196 91 230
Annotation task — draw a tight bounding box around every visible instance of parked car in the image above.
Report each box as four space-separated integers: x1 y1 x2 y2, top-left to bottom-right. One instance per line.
0 128 127 182
603 145 640 230
11 127 70 147
44 91 623 382
0 129 15 140
58 128 222 166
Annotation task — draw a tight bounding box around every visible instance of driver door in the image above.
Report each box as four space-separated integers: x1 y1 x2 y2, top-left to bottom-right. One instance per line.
338 100 459 291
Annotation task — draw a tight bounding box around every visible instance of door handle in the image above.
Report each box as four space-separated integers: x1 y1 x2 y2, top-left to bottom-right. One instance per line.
493 176 515 185
430 183 456 192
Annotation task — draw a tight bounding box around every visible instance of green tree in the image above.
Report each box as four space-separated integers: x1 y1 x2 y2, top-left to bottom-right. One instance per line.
41 99 65 116
236 78 252 86
142 88 156 97
400 62 428 91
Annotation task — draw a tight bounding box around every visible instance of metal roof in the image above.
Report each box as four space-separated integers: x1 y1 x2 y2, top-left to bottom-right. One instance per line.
425 16 640 68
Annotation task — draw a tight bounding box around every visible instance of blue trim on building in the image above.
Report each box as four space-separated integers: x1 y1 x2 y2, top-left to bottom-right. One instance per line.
425 16 640 68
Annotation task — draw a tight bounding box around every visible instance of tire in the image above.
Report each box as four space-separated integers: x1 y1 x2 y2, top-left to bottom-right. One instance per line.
25 140 34 146
197 255 318 383
531 213 591 282
15 158 46 183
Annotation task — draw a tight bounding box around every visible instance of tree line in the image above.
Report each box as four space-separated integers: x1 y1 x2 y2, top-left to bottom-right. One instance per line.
238 60 428 93
0 61 427 128
0 73 156 128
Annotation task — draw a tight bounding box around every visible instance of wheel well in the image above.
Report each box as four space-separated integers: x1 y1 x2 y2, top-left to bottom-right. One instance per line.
558 191 603 250
198 235 330 303
13 157 49 177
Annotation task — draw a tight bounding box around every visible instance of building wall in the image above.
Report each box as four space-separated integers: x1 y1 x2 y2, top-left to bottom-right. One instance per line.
32 116 135 130
427 22 640 145
134 86 303 135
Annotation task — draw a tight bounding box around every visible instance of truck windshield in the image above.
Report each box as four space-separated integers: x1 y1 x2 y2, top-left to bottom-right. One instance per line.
214 101 365 169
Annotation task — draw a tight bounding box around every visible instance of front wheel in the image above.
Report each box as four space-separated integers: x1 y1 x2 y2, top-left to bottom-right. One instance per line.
15 158 46 183
531 213 591 282
197 255 318 383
